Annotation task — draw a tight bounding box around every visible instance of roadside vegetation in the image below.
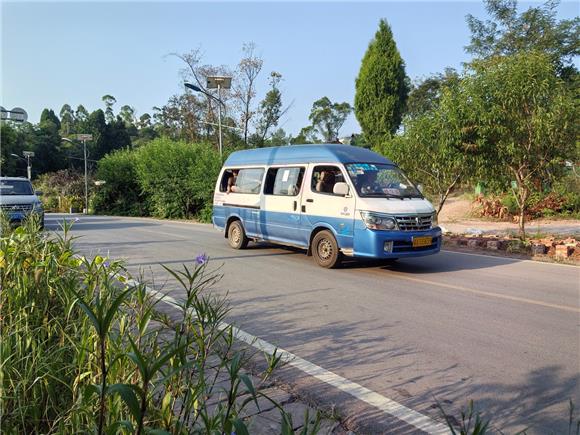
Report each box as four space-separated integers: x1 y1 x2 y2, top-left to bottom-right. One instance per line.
0 218 324 434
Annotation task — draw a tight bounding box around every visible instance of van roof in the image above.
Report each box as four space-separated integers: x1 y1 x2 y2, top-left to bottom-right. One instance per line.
224 144 394 167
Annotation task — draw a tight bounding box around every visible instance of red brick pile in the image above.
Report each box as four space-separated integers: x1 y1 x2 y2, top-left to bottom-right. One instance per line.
444 235 579 262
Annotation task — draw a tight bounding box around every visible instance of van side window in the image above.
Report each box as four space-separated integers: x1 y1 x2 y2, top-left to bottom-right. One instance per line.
264 167 305 196
311 165 345 195
220 168 264 194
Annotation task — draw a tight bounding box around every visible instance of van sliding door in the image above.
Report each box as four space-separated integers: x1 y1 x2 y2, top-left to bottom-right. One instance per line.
259 167 306 246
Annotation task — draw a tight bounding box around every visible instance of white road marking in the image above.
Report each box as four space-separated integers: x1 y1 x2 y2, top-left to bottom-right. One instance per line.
122 277 451 435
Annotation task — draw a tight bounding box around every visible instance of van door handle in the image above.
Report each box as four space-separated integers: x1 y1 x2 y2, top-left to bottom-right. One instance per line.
306 199 314 203
293 201 297 211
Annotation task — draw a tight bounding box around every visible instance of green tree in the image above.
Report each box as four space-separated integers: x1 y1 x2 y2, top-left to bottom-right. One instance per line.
254 72 286 147
376 79 479 215
234 42 263 146
290 126 319 145
59 104 75 136
354 19 409 144
466 0 579 79
405 69 459 120
308 97 352 142
0 123 27 176
119 105 136 127
75 105 89 127
35 109 66 175
458 51 577 237
102 95 117 123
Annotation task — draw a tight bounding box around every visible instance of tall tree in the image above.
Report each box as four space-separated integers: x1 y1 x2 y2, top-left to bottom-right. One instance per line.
308 97 352 142
354 19 409 145
458 51 577 237
102 95 117 123
173 49 234 146
75 105 89 131
254 72 287 147
59 104 75 136
466 0 579 79
35 109 65 175
119 105 136 127
234 42 263 146
405 69 459 120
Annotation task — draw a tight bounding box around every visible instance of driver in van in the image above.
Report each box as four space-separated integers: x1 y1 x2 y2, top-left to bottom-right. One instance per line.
359 171 382 194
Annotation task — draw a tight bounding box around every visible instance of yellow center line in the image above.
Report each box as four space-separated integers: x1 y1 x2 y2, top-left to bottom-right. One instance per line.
377 270 580 314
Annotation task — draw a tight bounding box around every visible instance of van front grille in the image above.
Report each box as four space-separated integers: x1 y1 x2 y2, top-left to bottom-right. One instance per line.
0 204 33 212
395 214 432 231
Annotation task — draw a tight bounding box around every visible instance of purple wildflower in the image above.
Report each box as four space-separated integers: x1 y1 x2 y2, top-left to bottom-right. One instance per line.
195 253 209 265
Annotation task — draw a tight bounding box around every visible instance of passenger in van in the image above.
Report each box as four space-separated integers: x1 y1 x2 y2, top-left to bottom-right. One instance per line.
227 169 239 193
316 171 336 193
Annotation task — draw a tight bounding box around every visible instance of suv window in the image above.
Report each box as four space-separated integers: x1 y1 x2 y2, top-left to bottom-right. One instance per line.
0 180 34 196
311 166 346 196
264 167 305 196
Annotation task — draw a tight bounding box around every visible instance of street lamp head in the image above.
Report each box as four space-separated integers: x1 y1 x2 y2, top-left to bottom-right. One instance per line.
10 153 19 158
184 83 203 93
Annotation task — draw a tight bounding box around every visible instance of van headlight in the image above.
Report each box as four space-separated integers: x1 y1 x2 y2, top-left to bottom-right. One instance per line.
431 211 438 227
32 201 43 212
360 211 398 230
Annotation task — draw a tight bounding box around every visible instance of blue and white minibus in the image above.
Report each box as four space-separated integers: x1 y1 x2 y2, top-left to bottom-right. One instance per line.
212 144 441 268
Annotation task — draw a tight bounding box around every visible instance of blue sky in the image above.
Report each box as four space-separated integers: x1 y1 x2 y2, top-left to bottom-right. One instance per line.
1 1 578 136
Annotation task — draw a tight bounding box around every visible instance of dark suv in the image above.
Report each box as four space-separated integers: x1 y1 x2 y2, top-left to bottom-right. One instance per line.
0 177 44 228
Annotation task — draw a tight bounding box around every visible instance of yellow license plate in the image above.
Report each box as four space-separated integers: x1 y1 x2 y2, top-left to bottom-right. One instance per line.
412 236 433 247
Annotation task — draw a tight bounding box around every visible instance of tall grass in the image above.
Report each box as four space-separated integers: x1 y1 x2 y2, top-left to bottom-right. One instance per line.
0 218 320 434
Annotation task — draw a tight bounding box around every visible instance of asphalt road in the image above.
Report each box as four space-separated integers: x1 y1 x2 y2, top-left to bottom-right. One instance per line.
48 214 580 434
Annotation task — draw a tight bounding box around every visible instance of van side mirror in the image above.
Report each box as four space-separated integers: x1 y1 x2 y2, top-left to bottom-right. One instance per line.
333 182 349 196
35 190 43 196
416 184 424 194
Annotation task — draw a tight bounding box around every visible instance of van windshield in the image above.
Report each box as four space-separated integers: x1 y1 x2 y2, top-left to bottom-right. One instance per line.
0 180 34 196
345 163 423 199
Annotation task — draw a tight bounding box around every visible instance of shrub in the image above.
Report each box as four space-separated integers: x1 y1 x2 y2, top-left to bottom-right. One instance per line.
35 169 88 212
134 138 221 220
93 149 149 216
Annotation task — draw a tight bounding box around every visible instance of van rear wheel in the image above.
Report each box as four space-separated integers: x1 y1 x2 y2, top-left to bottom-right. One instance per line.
312 230 342 268
228 220 249 249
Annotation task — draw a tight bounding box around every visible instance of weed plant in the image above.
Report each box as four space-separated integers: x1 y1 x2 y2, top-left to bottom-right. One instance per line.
0 217 320 434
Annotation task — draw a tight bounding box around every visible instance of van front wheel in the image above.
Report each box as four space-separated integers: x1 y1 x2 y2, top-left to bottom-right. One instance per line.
228 220 249 249
312 230 342 268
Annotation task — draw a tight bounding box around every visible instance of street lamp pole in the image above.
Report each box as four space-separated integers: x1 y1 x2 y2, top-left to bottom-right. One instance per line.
23 151 34 180
184 76 231 159
10 151 34 180
83 138 88 214
217 82 223 158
